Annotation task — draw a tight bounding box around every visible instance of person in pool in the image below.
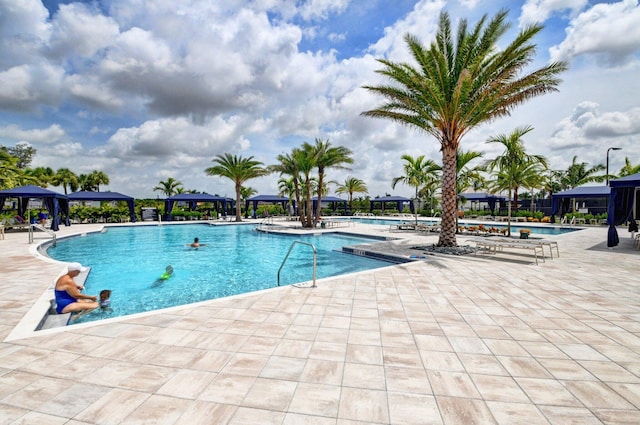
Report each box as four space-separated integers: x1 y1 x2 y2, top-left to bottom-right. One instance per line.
188 237 207 249
54 263 99 319
99 289 112 311
152 265 174 286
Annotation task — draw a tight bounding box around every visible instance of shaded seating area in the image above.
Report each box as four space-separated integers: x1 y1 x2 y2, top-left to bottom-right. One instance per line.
312 195 347 215
458 192 506 216
245 195 291 219
68 191 137 223
164 193 232 221
607 172 640 247
369 195 414 215
0 185 69 231
551 186 610 223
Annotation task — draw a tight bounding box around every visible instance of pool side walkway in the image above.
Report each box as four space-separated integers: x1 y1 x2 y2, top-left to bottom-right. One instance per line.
1 221 639 424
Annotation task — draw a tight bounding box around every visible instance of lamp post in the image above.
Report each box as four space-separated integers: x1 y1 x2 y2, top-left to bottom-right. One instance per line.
606 147 622 185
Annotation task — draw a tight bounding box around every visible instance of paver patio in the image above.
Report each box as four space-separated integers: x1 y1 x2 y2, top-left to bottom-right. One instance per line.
0 221 639 424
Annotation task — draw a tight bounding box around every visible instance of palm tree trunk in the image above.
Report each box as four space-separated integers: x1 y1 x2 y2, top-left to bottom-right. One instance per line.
235 184 242 222
438 144 458 247
507 188 512 236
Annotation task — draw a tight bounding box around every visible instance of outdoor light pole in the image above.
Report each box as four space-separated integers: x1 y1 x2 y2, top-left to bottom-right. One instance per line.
606 147 622 185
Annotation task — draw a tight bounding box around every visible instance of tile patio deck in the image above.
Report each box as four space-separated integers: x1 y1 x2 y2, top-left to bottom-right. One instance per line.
0 221 639 424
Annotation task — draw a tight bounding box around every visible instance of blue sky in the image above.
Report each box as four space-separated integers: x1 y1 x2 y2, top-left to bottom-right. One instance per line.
1 0 639 198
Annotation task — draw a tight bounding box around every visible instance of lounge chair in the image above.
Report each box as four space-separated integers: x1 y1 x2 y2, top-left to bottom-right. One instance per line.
4 216 31 231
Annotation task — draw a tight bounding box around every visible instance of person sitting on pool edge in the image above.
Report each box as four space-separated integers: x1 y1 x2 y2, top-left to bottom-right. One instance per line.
54 263 99 319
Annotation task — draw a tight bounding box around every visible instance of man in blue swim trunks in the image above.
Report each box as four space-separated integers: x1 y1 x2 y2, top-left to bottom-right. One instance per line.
54 263 99 319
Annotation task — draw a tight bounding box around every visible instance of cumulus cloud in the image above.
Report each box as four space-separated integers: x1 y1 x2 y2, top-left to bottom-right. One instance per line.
549 0 640 65
519 0 587 27
0 123 66 144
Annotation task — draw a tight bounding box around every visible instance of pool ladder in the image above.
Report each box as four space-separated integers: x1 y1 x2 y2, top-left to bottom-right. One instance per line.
277 241 317 287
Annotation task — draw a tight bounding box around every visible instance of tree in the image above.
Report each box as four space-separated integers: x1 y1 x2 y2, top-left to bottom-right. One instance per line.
485 126 548 234
392 155 439 223
270 151 303 221
455 150 485 221
305 139 353 226
296 145 318 227
52 168 79 194
154 177 183 197
0 150 24 189
561 156 605 189
1 142 36 169
205 153 269 222
24 166 55 188
90 170 110 191
335 177 368 212
361 10 567 247
618 157 640 177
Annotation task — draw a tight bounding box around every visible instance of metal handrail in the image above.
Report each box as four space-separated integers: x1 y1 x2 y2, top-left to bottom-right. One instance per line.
277 241 317 287
29 223 57 247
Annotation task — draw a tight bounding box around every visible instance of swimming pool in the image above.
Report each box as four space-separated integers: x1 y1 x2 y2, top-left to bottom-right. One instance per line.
46 224 392 323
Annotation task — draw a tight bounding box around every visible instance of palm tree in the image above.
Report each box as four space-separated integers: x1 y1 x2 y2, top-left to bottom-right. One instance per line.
392 155 440 223
335 177 368 212
89 170 110 191
305 139 353 226
153 177 183 197
455 150 485 222
52 168 79 194
361 10 567 247
24 166 55 188
618 157 640 177
561 156 605 189
270 151 303 221
205 153 269 222
0 150 24 189
296 145 319 227
485 126 548 234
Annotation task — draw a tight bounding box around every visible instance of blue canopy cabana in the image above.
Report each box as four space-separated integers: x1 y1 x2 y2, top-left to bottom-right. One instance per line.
164 193 231 221
246 195 291 218
607 173 640 247
458 192 506 214
68 191 136 223
551 186 611 221
369 195 414 214
312 195 347 215
0 185 69 231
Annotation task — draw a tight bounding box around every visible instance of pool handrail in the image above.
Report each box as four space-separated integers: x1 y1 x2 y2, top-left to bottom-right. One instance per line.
277 240 317 288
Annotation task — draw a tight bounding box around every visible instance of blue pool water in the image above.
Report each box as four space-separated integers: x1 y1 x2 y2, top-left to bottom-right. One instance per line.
344 217 578 235
46 224 391 323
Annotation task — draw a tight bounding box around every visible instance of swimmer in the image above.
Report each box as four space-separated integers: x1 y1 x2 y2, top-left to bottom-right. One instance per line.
99 289 112 311
187 237 207 249
152 265 174 286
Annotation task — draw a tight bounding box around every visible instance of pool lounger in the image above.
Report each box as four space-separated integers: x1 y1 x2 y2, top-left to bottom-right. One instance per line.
466 237 545 265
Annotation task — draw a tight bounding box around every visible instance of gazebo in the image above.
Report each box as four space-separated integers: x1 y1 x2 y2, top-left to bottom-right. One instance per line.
68 191 137 223
551 186 611 220
245 195 291 218
164 193 231 221
369 195 414 214
607 173 640 247
0 185 69 231
312 196 347 215
458 192 507 215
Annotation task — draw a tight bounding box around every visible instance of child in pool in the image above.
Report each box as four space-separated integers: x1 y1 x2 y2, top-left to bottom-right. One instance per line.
99 289 112 311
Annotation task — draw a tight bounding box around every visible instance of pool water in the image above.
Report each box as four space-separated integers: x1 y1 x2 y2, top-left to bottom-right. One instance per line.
46 224 391 323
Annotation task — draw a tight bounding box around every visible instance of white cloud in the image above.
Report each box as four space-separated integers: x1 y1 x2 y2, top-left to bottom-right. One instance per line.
519 0 587 27
298 0 351 21
550 0 640 65
0 123 66 144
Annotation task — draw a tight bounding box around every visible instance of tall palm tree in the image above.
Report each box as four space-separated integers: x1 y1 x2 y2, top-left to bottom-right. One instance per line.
361 10 567 247
52 168 79 194
392 155 440 223
485 126 548 234
89 170 110 191
305 139 353 226
0 150 24 189
205 153 269 222
561 156 605 189
153 177 183 197
618 157 640 177
24 166 55 188
270 151 303 221
335 176 368 212
296 145 318 227
455 150 485 221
